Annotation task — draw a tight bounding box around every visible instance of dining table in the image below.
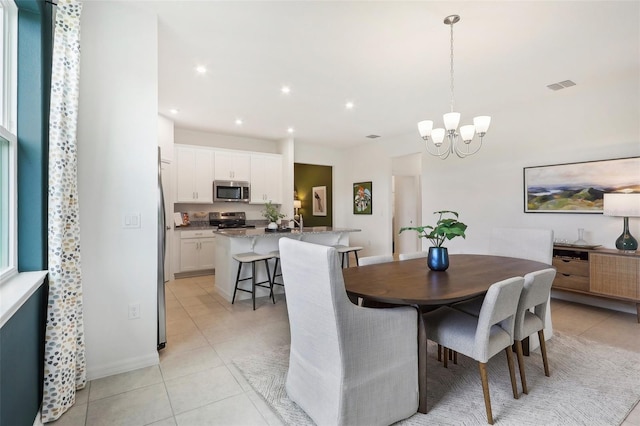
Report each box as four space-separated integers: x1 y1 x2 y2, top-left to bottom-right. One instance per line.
342 254 553 414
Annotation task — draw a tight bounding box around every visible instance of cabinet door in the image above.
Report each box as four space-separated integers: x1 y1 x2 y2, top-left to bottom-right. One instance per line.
193 150 214 203
176 146 214 203
180 239 200 272
198 237 216 269
590 253 639 299
175 147 197 202
250 154 282 204
215 152 250 181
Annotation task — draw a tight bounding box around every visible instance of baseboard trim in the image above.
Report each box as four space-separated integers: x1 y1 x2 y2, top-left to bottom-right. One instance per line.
87 351 159 381
174 269 215 279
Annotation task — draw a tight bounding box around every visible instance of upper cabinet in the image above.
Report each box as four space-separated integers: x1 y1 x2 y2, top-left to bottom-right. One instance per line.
214 151 251 181
250 154 283 205
175 145 214 203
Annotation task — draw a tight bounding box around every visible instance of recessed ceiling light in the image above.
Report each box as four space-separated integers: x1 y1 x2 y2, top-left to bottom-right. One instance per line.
345 101 355 110
287 127 295 134
195 65 207 74
169 108 179 114
281 86 291 94
235 118 243 125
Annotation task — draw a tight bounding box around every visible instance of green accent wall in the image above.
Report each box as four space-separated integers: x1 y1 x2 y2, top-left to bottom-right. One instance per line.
294 163 332 227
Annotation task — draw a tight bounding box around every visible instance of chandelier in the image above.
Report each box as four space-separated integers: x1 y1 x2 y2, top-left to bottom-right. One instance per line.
417 15 491 159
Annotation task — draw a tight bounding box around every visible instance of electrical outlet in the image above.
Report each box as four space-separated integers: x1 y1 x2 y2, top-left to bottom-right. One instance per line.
128 303 140 319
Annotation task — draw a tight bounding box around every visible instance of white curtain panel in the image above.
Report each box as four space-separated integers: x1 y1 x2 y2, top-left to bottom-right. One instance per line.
42 0 86 422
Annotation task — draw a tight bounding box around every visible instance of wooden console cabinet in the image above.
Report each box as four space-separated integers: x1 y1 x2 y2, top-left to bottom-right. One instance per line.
552 245 640 322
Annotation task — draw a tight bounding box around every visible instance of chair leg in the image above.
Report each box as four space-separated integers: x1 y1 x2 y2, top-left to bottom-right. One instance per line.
232 262 243 304
453 350 458 365
505 347 519 400
251 261 256 311
515 340 528 395
538 330 550 377
437 344 442 362
264 259 275 304
478 362 494 425
443 347 448 368
353 250 359 266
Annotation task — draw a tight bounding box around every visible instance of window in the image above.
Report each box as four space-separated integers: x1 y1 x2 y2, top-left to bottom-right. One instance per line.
0 0 17 282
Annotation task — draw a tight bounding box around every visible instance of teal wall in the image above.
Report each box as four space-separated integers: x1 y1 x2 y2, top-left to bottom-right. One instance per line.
0 1 52 425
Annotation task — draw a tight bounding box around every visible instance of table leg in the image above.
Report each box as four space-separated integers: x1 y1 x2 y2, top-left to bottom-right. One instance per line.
417 310 428 414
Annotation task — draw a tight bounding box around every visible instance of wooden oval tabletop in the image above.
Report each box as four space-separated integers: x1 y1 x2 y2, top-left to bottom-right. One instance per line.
342 254 552 306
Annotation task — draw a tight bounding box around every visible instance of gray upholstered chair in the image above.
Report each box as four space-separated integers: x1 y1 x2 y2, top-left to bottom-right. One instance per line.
358 254 394 265
490 227 554 351
513 268 556 394
398 251 428 261
278 238 419 426
424 276 525 425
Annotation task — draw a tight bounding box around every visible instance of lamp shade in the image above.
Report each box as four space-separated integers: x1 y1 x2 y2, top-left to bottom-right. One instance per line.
443 112 460 131
293 200 302 209
603 193 640 217
417 120 433 138
473 116 491 135
459 125 475 142
431 128 446 145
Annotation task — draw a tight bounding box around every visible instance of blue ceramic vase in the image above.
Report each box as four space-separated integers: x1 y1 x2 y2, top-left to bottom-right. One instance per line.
427 247 449 271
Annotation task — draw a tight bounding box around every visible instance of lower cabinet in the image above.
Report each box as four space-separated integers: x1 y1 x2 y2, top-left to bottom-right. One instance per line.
179 229 216 273
552 245 640 322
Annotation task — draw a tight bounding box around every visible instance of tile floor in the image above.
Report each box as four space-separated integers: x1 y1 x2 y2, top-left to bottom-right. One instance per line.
52 274 640 426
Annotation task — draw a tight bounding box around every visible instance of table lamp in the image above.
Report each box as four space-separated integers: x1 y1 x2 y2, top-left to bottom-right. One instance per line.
603 193 640 252
293 200 301 216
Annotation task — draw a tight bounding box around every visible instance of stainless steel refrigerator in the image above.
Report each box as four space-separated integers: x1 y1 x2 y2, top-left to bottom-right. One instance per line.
157 147 167 350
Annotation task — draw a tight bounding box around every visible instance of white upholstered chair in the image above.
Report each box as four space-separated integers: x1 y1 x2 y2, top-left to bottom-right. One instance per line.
358 254 394 266
278 238 419 426
424 276 525 425
398 251 428 261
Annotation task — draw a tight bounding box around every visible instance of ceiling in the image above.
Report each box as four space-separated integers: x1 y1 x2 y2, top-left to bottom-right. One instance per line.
138 1 639 149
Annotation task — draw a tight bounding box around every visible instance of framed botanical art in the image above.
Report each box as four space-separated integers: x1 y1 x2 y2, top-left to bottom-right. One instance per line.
523 157 640 213
353 181 372 215
312 186 327 216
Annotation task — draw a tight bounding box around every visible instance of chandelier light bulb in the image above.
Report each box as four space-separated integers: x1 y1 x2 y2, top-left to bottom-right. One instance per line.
418 120 433 139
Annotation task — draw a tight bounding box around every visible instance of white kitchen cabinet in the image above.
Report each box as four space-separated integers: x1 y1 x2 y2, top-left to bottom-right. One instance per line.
175 146 214 203
250 154 283 204
179 229 217 272
214 151 251 181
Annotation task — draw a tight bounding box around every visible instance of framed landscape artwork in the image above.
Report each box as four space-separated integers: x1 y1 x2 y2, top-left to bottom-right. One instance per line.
523 157 640 213
312 186 327 216
353 181 372 215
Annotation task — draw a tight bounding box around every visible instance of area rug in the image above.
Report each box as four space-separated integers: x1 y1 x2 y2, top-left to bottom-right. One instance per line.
233 332 640 425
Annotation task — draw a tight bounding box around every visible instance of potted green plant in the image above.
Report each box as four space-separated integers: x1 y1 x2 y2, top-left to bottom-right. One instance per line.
262 201 285 230
399 210 468 271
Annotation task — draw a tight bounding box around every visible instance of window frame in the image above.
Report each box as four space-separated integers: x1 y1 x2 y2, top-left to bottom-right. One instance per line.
0 0 18 283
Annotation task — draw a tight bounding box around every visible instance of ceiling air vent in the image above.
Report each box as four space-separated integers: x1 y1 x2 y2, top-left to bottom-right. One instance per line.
366 135 381 139
547 80 576 91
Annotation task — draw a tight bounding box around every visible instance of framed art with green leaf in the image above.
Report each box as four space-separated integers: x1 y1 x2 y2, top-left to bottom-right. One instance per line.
353 181 372 215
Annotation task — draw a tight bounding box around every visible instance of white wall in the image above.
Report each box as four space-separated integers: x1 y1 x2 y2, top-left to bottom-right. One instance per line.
78 2 159 379
175 128 279 154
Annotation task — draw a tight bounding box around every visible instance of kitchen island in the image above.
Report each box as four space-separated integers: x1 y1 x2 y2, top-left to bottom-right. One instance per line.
214 227 360 303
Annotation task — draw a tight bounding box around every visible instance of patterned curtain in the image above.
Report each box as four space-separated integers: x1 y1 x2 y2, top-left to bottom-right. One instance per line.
42 0 86 422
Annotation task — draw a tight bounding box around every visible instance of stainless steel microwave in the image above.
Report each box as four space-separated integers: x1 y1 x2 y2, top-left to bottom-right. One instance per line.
213 180 250 202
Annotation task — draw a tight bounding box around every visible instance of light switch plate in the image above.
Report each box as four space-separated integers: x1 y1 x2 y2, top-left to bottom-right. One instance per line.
123 213 141 229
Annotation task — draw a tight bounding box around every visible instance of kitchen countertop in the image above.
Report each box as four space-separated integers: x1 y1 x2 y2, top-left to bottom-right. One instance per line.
215 227 360 238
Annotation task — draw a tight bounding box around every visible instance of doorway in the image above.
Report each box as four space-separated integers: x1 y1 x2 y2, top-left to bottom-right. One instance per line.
392 175 421 255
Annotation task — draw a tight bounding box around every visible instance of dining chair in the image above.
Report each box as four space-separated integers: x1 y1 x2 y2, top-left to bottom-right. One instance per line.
398 251 428 261
513 268 556 394
424 276 525 425
490 227 555 352
278 238 419 426
358 254 394 266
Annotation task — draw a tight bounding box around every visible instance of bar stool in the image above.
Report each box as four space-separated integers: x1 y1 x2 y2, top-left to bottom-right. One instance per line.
270 250 284 288
232 251 275 310
333 245 363 268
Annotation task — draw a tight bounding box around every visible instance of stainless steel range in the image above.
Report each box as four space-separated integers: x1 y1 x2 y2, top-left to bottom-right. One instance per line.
209 211 256 229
